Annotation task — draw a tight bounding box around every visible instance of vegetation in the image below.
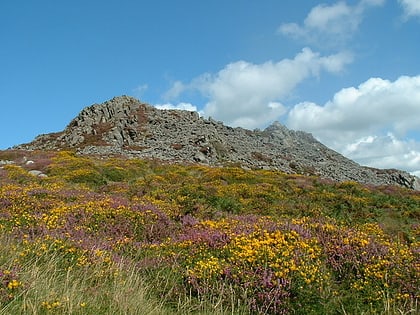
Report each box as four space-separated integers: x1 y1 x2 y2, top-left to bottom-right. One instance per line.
0 150 418 314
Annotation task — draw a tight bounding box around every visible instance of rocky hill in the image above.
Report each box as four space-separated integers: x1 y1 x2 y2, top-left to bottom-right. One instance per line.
16 95 420 189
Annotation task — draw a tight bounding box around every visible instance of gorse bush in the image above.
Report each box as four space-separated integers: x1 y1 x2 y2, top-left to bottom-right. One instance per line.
0 150 418 314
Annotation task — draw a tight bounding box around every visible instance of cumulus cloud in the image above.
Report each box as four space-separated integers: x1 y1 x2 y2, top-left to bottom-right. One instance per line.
287 75 420 174
154 102 197 112
399 0 420 18
278 0 384 47
166 48 353 130
341 133 420 173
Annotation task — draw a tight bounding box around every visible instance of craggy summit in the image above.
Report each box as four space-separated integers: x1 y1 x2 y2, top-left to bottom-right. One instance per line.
17 95 420 189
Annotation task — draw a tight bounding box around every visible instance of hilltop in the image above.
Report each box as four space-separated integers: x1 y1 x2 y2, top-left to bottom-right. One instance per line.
16 95 419 189
1 97 419 314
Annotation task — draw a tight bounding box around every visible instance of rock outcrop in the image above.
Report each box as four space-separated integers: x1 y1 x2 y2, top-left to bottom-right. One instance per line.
16 96 420 189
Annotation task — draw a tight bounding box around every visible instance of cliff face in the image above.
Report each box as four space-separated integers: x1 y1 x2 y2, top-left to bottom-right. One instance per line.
17 95 420 189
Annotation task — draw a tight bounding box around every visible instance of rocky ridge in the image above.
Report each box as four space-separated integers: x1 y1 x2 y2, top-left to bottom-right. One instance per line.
17 96 420 190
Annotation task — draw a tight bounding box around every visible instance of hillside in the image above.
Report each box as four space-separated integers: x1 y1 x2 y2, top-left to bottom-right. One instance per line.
0 150 419 314
16 95 420 190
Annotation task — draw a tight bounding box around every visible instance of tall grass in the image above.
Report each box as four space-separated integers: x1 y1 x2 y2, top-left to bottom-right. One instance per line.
0 234 170 315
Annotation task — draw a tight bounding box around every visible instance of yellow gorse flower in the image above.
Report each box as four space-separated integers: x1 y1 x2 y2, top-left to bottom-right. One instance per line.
7 279 21 289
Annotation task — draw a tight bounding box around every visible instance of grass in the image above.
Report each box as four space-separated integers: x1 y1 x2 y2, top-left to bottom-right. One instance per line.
0 150 419 314
0 234 170 315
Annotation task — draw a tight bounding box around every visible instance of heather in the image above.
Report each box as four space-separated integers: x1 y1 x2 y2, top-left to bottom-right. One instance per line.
0 150 418 314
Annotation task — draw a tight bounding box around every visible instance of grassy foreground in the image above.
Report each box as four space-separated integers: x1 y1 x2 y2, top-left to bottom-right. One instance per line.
0 150 418 314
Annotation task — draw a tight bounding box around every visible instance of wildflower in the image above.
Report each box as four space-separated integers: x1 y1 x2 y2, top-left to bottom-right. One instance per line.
7 279 21 289
41 300 61 310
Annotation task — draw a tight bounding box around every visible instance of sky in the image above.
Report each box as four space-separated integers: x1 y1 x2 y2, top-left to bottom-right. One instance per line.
1 1 419 176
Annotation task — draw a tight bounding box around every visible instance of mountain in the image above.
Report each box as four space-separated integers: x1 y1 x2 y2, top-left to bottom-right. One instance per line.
16 95 420 189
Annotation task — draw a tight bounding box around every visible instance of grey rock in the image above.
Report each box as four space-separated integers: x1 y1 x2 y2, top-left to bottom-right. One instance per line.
0 160 15 165
193 151 209 164
28 170 41 176
15 95 420 190
28 170 47 177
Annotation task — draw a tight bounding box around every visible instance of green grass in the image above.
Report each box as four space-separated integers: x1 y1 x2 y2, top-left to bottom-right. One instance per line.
0 234 171 315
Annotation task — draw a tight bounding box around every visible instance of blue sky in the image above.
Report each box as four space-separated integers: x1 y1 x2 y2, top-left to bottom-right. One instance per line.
1 1 419 175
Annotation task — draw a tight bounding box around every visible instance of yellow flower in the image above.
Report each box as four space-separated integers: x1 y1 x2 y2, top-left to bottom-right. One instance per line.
7 279 21 289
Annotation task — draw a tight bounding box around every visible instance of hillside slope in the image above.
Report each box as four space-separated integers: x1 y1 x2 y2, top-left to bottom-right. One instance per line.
0 150 418 314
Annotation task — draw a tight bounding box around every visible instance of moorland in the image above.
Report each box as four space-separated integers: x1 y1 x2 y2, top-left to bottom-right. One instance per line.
0 150 418 314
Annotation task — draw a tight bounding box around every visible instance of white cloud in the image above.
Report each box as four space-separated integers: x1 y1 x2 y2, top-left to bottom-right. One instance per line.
154 102 197 112
413 170 420 177
341 133 420 175
278 0 384 47
287 75 420 174
348 139 420 174
399 0 420 18
163 81 186 100
133 84 148 98
167 48 352 130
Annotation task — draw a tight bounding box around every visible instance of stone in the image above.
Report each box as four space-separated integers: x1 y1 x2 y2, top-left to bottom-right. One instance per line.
193 151 209 164
28 170 42 177
0 160 14 165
